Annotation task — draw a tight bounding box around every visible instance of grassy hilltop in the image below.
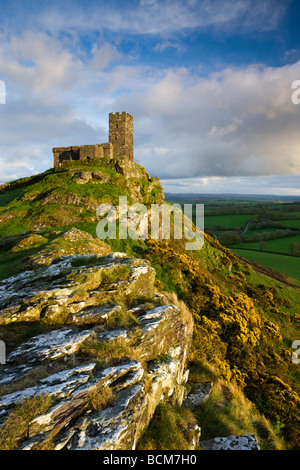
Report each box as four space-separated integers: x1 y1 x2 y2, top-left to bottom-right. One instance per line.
0 158 299 450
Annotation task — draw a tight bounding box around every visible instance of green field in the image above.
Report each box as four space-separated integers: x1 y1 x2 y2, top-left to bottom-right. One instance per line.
234 233 300 255
205 214 253 229
232 248 300 281
167 195 300 281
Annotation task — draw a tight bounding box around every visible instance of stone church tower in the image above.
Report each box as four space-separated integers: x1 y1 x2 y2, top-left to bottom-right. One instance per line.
109 112 133 160
53 112 134 167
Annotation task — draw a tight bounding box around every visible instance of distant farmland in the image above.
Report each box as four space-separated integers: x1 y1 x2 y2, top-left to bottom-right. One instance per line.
166 194 300 281
232 248 300 281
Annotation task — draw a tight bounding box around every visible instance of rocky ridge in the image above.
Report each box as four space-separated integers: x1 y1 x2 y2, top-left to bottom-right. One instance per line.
0 237 195 450
0 226 265 451
0 147 274 451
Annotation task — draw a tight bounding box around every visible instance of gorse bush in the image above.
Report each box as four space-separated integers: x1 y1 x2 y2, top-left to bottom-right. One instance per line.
144 239 300 449
189 361 285 450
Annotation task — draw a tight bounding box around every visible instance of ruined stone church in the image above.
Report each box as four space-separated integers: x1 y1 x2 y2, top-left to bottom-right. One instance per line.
53 112 133 167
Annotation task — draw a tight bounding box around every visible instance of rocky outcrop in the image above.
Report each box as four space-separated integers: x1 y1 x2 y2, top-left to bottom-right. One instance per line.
114 159 164 204
184 381 213 408
200 434 260 450
0 244 193 450
72 171 110 185
0 226 262 451
0 250 157 325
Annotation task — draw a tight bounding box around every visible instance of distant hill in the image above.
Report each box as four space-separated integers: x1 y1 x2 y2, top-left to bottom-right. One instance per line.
165 192 300 202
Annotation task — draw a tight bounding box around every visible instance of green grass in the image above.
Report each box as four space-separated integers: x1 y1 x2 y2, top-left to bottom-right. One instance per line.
205 214 252 229
138 360 286 450
0 160 157 238
188 361 286 450
236 233 300 255
232 248 300 280
137 402 199 450
0 233 48 281
245 268 300 360
0 395 53 450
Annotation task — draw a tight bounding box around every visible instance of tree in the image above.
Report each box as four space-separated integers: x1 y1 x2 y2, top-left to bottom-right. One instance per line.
259 240 266 251
219 231 240 246
290 242 300 256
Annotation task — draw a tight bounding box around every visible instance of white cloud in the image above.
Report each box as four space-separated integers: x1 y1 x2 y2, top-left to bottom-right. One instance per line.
161 175 300 195
153 41 185 54
0 31 83 106
90 43 122 71
118 62 300 180
0 20 300 195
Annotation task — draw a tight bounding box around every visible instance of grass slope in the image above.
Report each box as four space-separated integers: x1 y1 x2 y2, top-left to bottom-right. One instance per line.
232 248 300 281
0 162 299 449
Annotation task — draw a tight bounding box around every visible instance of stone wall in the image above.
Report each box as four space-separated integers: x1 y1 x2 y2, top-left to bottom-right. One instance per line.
53 112 133 167
53 143 114 167
53 146 80 167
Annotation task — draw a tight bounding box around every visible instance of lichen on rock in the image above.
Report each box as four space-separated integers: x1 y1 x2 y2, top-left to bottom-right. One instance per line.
0 242 194 451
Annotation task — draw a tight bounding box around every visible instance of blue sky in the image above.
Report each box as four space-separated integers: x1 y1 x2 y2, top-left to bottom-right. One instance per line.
0 0 300 195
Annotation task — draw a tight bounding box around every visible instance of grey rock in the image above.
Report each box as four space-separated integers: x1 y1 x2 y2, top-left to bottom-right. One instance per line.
7 328 94 364
200 433 260 450
0 363 96 412
184 381 213 408
71 304 123 324
0 249 194 451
